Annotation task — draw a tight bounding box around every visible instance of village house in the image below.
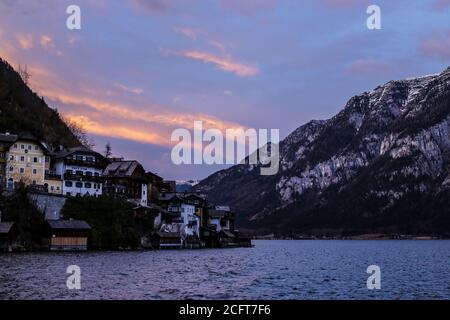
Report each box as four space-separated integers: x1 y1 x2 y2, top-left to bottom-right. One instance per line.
43 219 91 251
102 160 149 207
47 146 109 197
206 205 237 247
0 220 17 253
0 133 17 191
208 205 235 233
160 194 202 235
146 171 164 202
3 132 49 191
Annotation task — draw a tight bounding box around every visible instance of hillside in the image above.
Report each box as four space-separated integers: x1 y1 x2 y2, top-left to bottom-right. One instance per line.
0 58 80 147
197 67 450 237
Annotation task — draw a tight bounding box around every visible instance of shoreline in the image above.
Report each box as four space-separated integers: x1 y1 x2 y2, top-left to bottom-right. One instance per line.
252 234 447 240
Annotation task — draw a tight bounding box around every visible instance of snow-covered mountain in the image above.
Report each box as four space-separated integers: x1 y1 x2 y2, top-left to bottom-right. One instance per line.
197 67 450 236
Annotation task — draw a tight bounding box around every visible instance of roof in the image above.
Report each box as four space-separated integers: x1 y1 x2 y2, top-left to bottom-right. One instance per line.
147 171 163 181
0 132 48 152
159 192 207 202
221 230 236 238
103 160 145 178
0 222 14 234
157 232 181 238
46 219 91 230
208 209 228 218
0 133 18 143
52 146 106 161
215 205 230 212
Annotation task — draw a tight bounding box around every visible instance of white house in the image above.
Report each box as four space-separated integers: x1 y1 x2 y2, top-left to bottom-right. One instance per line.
50 147 109 197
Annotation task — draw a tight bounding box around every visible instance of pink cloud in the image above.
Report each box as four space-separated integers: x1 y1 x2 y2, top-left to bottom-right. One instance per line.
173 27 201 40
432 0 450 10
182 50 259 77
420 31 450 61
162 48 259 77
210 40 226 52
40 35 52 48
17 34 33 50
113 83 144 95
350 58 393 75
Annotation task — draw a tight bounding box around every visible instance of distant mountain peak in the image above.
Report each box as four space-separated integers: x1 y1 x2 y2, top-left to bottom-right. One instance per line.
197 66 450 236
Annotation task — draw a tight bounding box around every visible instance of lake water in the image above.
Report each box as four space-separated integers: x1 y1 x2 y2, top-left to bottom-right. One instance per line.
0 240 449 300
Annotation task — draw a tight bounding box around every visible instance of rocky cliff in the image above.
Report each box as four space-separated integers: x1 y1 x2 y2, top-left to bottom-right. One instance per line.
197 67 450 236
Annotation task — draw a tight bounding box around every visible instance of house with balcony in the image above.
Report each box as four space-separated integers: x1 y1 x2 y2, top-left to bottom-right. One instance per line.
102 160 149 206
159 193 201 241
48 147 109 197
3 132 49 191
208 205 235 233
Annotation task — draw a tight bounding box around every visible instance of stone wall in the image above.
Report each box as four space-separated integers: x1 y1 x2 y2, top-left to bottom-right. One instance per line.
27 192 67 220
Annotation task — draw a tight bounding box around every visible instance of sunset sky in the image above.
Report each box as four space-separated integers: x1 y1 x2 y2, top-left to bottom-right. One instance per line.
1 0 449 180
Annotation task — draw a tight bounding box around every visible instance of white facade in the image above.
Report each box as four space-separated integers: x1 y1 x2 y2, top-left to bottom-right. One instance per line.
180 204 200 236
140 183 148 207
53 155 104 197
209 217 222 232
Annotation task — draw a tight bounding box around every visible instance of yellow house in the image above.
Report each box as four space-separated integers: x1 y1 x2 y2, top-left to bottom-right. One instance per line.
44 177 63 195
5 133 48 190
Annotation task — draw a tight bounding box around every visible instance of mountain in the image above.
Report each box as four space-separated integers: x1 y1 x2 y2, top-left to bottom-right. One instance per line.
0 58 80 147
197 67 450 237
176 180 200 192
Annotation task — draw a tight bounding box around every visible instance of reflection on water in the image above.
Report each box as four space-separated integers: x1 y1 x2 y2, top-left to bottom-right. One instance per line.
0 240 449 300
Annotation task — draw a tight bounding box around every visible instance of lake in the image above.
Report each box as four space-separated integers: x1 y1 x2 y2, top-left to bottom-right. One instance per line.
0 240 449 300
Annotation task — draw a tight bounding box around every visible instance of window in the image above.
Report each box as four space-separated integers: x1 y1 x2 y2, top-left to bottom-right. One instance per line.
85 182 92 189
7 178 14 190
85 171 93 176
35 145 39 151
66 192 71 197
28 145 32 150
33 157 38 163
9 167 13 172
75 182 83 188
21 144 24 150
32 169 37 175
76 170 83 175
20 156 25 162
65 181 73 187
57 187 60 191
9 155 14 161
50 186 54 191
66 170 73 175
20 168 25 174
94 172 100 177
86 156 94 162
14 144 17 149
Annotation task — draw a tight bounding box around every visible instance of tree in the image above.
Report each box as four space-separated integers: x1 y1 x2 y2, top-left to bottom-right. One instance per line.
17 64 31 85
62 116 95 149
104 142 112 158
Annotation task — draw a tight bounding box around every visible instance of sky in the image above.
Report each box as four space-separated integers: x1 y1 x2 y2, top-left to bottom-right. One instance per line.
0 0 449 180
